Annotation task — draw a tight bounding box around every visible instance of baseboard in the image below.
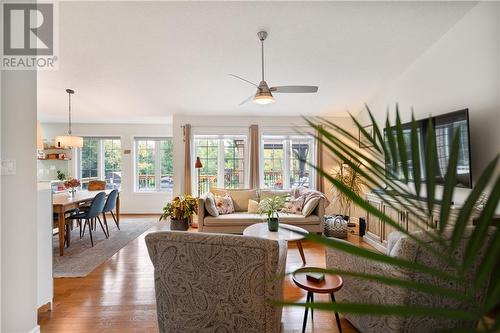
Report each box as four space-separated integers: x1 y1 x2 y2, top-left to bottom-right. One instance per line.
27 325 40 333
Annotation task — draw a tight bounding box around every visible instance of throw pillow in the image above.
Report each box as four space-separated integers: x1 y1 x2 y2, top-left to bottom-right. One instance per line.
215 193 235 215
247 199 260 213
204 192 219 217
302 197 320 217
283 196 305 214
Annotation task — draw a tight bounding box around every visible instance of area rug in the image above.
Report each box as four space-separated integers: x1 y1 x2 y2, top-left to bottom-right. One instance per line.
53 217 156 278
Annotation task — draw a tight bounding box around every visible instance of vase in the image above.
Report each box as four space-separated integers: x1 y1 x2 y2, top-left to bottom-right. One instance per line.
170 218 189 231
69 188 76 198
267 217 279 232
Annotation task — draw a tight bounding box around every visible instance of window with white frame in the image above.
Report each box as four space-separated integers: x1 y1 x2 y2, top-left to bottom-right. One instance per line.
261 135 315 189
79 137 121 189
135 137 173 192
194 135 247 194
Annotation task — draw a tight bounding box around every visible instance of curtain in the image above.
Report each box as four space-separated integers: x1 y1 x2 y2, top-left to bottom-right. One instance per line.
183 124 192 195
248 124 260 189
315 125 324 193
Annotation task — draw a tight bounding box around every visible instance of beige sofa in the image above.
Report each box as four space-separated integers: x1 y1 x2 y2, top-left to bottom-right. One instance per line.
198 188 325 234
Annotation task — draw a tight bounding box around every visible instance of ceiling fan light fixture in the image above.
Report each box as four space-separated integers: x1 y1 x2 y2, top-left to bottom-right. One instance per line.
253 92 275 105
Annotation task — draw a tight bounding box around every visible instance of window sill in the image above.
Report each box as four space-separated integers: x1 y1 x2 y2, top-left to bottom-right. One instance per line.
133 190 173 195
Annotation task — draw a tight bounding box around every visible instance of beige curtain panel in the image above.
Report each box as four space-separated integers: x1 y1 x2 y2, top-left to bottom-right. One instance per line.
315 125 324 193
248 124 260 188
183 124 192 195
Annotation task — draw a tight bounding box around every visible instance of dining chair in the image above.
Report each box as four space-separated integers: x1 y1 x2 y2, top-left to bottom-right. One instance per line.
101 189 120 234
66 192 107 247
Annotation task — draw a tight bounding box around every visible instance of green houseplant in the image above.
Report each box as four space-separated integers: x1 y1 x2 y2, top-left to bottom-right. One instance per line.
281 105 499 332
160 195 198 231
258 195 287 231
331 160 364 220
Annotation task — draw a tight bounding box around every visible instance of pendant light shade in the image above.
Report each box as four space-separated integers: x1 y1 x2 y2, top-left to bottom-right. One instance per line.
54 135 83 148
56 89 83 148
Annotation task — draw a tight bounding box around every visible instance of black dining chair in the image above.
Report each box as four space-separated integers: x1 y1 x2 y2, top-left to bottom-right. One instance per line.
102 189 120 234
67 192 107 247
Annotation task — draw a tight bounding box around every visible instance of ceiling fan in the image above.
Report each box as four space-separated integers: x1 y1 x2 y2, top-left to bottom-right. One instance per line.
229 31 319 105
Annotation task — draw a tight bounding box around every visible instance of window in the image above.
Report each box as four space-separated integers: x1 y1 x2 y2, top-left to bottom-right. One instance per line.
79 137 121 189
194 135 247 194
135 138 173 192
261 135 315 189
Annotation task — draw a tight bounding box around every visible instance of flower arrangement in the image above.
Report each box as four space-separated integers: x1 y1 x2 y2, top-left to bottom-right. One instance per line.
63 178 81 189
258 195 287 231
160 195 198 222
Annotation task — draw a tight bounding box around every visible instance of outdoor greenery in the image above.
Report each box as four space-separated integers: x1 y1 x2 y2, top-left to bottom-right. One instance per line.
282 105 499 331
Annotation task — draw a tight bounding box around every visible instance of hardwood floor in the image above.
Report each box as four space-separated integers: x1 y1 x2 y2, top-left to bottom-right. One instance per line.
39 215 365 332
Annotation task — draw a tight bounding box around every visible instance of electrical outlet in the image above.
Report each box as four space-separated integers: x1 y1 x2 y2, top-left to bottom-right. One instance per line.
1 159 16 176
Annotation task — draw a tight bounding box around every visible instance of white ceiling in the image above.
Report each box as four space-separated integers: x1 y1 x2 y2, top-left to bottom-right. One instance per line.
37 1 476 123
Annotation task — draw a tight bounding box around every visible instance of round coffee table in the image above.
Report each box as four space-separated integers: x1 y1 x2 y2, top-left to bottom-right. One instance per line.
243 223 308 266
292 267 343 333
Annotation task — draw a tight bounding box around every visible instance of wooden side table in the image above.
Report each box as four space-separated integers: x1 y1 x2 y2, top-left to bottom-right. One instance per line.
292 267 344 333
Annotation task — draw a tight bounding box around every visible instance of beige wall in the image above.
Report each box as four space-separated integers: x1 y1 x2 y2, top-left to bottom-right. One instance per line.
359 2 500 207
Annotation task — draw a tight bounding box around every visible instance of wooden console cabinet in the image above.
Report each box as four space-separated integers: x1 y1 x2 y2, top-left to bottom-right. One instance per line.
364 193 459 252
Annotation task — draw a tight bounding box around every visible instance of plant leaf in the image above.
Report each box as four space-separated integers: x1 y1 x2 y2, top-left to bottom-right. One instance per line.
438 128 460 232
451 155 499 250
410 113 422 197
395 107 409 182
425 118 437 216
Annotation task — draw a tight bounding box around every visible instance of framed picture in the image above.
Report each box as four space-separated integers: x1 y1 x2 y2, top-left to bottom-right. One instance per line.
359 125 374 148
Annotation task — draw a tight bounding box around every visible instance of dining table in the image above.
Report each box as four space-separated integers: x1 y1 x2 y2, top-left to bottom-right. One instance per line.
53 189 120 256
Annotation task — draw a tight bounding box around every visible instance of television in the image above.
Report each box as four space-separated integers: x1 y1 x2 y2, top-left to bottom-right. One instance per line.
384 109 472 189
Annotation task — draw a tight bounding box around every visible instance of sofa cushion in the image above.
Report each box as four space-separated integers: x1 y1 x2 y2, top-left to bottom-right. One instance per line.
204 192 219 217
211 188 258 212
260 189 290 200
247 199 260 213
302 197 320 217
204 212 320 226
214 193 235 214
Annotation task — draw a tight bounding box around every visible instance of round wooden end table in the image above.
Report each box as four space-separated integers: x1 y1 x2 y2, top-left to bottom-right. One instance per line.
243 223 308 266
292 267 344 333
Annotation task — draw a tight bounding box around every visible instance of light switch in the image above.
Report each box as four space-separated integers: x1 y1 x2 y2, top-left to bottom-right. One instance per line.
1 159 16 176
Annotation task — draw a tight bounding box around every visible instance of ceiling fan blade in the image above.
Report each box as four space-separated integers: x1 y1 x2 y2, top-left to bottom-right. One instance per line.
270 86 319 93
239 94 255 105
228 74 259 88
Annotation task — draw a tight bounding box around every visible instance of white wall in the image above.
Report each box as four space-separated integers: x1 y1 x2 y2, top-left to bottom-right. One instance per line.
40 123 172 214
1 71 39 332
172 114 355 214
361 2 500 206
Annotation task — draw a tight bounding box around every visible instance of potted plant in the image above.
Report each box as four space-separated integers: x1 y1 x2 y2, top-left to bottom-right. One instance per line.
330 160 364 222
258 195 287 231
160 195 198 231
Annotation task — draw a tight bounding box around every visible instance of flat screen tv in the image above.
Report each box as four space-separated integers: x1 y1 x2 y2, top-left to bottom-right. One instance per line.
384 109 472 189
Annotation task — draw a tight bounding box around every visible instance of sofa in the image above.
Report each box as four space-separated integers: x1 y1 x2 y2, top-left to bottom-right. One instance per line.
326 226 495 333
197 188 326 234
145 231 287 333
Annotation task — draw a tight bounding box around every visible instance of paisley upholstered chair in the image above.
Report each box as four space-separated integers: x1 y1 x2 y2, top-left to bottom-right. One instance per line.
145 231 288 333
326 226 495 332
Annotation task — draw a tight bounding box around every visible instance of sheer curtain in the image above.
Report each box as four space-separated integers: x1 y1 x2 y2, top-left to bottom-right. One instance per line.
183 124 192 195
315 125 324 193
248 124 260 189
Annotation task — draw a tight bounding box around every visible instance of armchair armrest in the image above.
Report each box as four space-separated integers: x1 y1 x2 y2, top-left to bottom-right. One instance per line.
197 197 205 231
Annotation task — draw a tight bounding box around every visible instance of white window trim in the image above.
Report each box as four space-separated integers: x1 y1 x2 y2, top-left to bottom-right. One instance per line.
77 136 121 183
133 137 173 193
192 134 249 194
259 133 316 190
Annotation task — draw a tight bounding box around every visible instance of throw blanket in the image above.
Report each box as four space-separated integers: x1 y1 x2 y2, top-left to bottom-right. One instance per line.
291 188 331 209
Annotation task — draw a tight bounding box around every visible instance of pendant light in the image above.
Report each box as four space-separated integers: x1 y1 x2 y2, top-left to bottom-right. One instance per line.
54 89 83 148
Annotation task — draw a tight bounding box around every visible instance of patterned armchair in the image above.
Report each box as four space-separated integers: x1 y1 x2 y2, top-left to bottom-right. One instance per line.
145 231 288 333
326 226 495 332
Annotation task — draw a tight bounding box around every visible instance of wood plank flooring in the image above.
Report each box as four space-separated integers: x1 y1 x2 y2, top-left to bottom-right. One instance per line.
39 215 365 332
